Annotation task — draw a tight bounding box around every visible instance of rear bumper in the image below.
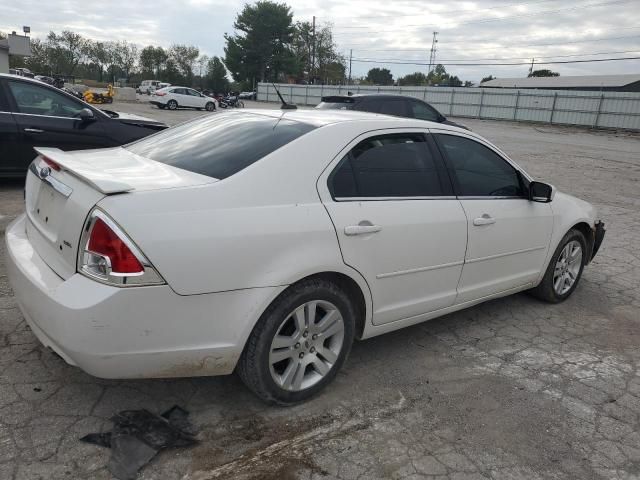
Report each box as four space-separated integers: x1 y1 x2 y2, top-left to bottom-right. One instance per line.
5 214 283 379
591 220 606 261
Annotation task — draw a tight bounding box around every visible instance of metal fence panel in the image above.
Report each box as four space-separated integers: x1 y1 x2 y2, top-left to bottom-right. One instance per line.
257 83 640 131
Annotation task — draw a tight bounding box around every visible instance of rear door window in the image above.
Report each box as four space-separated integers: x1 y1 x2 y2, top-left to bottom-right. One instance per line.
126 112 316 179
329 133 448 198
7 80 85 118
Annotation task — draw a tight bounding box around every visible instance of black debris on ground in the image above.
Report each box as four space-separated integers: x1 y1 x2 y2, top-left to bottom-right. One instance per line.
80 406 199 480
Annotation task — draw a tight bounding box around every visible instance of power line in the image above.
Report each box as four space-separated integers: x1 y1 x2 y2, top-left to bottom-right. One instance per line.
349 56 640 66
315 0 578 21
341 34 640 51
330 0 632 35
346 50 640 63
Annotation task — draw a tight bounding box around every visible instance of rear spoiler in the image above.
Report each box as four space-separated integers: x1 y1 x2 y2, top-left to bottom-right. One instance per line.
33 147 134 194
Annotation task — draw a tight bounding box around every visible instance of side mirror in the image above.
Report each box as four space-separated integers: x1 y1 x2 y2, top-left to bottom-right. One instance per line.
529 181 554 203
77 108 95 122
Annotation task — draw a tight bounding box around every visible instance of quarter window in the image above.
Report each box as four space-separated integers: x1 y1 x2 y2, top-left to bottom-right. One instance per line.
436 134 525 197
8 81 85 118
330 133 445 198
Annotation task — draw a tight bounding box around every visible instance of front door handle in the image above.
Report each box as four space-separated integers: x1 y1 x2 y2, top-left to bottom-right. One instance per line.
344 224 382 236
24 128 44 134
473 214 496 226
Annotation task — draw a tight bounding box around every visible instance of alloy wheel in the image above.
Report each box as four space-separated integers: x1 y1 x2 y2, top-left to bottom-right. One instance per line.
269 300 345 392
553 240 582 295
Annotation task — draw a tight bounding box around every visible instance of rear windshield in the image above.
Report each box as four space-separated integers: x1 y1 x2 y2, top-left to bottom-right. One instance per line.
126 112 316 179
316 97 356 110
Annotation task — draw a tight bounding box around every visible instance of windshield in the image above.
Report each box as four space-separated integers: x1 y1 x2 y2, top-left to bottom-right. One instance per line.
316 97 356 110
126 112 316 179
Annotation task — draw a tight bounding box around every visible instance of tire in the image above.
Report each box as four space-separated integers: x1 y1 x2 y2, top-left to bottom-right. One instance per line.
167 100 178 110
205 102 215 112
237 278 356 405
530 229 587 303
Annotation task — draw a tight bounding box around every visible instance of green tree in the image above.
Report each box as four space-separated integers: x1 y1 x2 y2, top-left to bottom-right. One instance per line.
529 69 559 77
481 74 495 83
448 75 462 87
224 1 295 86
464 80 475 87
426 64 448 85
398 72 427 86
168 45 200 85
206 56 229 92
366 67 393 85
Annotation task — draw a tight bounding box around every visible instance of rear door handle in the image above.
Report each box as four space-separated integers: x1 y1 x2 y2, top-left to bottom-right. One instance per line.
473 214 496 226
24 128 44 134
344 224 382 236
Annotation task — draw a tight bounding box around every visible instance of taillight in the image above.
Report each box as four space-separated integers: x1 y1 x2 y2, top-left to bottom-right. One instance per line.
78 209 164 286
41 155 61 171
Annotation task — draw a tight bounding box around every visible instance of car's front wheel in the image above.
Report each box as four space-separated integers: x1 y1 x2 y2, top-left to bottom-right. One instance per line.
205 102 215 112
237 278 355 405
167 100 178 110
531 229 587 303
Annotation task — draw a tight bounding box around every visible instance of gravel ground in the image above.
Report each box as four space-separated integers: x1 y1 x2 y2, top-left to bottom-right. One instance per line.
0 101 639 480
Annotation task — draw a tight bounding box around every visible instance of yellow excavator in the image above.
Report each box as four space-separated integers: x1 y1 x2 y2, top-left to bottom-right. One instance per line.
83 84 114 104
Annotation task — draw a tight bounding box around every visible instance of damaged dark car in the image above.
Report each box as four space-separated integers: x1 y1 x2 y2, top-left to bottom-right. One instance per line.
0 74 167 177
316 93 469 129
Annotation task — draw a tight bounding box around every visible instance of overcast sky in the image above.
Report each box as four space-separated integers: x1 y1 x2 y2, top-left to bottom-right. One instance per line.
2 0 639 83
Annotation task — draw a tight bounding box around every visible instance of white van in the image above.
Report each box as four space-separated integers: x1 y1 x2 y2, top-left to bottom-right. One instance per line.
137 80 161 95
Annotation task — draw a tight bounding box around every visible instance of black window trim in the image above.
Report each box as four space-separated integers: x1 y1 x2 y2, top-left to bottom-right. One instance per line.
432 130 531 200
327 129 456 202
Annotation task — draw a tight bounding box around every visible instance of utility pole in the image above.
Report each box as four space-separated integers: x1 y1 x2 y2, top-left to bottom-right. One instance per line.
311 16 316 85
348 49 352 85
529 57 535 76
428 31 438 77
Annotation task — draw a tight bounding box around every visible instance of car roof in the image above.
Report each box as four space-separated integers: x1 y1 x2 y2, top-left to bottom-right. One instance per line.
237 108 466 133
322 94 417 101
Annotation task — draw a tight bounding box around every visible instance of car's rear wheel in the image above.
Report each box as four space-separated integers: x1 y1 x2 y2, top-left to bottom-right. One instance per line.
237 278 355 405
205 102 215 112
531 229 587 303
167 100 178 110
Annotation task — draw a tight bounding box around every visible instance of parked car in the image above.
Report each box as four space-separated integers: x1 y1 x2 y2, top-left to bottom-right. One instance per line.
5 110 605 405
137 80 161 95
0 74 168 176
317 94 468 129
238 91 257 100
149 86 217 111
34 75 55 85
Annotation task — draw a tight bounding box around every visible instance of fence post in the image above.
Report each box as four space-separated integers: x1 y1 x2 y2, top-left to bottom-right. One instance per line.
450 89 456 116
593 93 604 128
338 85 342 94
550 92 558 124
478 89 485 119
513 90 520 120
320 84 324 99
266 83 270 103
356 85 361 94
378 87 381 93
423 87 427 101
305 85 309 105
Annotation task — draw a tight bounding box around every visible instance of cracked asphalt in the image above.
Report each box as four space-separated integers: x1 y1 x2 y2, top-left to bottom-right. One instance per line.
1 102 639 480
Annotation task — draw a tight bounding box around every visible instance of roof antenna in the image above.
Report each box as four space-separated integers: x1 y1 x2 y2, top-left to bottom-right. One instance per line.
272 83 297 110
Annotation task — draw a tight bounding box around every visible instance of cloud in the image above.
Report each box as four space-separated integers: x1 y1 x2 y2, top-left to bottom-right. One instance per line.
2 0 638 82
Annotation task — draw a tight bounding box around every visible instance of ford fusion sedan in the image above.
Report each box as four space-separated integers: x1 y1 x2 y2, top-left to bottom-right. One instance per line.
6 110 605 405
149 86 217 111
0 74 167 177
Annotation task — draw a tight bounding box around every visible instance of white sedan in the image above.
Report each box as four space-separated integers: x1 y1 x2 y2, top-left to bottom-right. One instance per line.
149 86 216 111
6 110 605 405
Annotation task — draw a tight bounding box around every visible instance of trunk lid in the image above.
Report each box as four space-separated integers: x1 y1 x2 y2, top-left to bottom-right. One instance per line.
25 147 216 280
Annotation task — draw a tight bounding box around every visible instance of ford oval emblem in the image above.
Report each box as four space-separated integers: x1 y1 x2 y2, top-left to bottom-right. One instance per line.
38 166 51 179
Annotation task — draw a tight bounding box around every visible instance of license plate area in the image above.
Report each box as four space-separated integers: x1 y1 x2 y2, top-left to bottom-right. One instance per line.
26 176 69 241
